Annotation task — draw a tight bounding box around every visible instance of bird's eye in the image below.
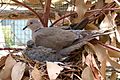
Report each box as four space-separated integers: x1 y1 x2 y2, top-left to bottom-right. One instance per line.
30 22 33 24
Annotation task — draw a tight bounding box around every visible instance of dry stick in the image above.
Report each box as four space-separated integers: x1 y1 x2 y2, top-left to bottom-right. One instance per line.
40 0 53 25
42 0 51 27
11 0 45 27
87 7 120 12
95 40 120 52
49 12 77 27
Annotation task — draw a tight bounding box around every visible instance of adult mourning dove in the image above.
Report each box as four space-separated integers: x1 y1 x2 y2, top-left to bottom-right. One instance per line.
23 19 79 51
23 19 112 51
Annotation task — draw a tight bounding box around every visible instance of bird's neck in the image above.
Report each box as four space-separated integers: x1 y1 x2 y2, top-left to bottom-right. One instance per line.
32 27 42 32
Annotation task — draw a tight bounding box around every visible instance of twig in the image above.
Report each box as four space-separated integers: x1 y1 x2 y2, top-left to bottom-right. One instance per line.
95 40 120 52
114 0 120 6
43 0 51 27
11 0 45 27
87 7 120 13
74 74 82 80
49 12 77 27
106 66 120 73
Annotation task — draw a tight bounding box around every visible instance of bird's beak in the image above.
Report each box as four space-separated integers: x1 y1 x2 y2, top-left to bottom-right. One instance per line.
23 26 28 30
23 23 32 30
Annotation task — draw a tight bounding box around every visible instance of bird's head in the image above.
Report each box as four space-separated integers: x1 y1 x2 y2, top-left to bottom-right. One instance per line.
27 40 36 48
23 19 44 32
